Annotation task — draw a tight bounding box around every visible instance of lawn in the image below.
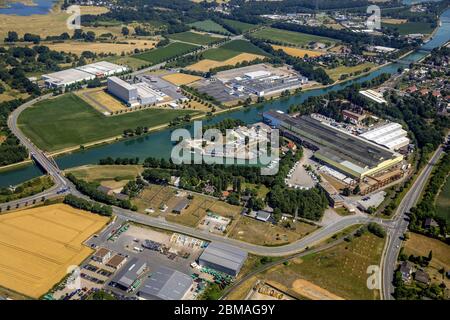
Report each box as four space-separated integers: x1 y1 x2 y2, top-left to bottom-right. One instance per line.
221 18 257 33
67 164 143 185
133 42 198 65
17 94 197 152
435 175 450 224
260 232 384 300
168 31 222 45
325 62 376 82
188 19 231 35
202 40 270 61
382 21 435 35
252 27 336 46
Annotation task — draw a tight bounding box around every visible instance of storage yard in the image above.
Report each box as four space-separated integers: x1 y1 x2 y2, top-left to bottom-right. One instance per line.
0 204 108 299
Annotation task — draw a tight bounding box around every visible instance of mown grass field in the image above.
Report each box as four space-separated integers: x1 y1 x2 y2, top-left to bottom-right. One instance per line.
382 21 435 35
325 62 376 81
252 27 337 46
168 31 222 45
188 19 231 35
221 18 256 33
17 94 197 152
133 42 198 65
202 39 269 61
436 175 450 224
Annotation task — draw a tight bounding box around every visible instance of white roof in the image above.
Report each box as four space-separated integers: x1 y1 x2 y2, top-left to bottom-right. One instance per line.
245 70 271 79
108 76 136 90
42 69 94 85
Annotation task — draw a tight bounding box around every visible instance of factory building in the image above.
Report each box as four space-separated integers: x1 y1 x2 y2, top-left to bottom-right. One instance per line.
107 76 138 105
359 89 387 104
137 266 193 300
263 110 403 180
42 61 127 88
198 242 248 276
107 77 165 107
112 258 147 292
360 122 410 151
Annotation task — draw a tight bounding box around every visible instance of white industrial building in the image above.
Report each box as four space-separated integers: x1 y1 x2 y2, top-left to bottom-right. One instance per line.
360 122 410 151
359 89 387 104
107 77 165 107
42 61 127 88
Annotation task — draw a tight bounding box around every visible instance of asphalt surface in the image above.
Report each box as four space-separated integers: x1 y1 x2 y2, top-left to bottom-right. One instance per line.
381 145 445 300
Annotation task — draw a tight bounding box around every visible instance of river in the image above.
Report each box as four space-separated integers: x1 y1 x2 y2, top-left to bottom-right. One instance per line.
1 7 449 188
0 0 56 15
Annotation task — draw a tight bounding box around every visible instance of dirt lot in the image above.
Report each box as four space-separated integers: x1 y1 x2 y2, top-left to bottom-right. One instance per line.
0 204 108 298
271 45 324 58
162 73 202 86
47 39 156 55
228 216 317 246
187 53 265 72
291 279 344 300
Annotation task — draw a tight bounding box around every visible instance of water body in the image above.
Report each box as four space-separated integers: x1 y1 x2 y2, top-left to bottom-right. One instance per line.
1 8 450 188
0 0 56 15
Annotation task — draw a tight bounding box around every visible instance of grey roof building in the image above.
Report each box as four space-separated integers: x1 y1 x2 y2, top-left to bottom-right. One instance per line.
172 198 190 214
138 266 193 300
112 257 147 291
198 242 248 276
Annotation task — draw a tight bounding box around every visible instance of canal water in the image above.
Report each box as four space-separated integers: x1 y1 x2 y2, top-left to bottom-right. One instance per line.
1 7 449 188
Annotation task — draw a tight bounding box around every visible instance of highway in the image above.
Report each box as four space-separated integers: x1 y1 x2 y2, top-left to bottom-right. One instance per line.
381 145 445 300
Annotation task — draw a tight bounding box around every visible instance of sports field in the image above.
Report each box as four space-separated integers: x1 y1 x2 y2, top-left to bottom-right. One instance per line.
272 45 324 58
133 42 198 65
202 40 270 61
221 18 256 33
187 53 265 72
18 94 197 152
252 27 336 46
436 175 450 224
162 73 203 85
188 19 231 35
0 204 108 298
167 31 221 45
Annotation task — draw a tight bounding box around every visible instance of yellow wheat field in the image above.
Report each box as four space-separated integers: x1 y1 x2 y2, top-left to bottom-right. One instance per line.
271 45 324 58
187 53 265 72
0 204 108 298
47 40 156 55
162 73 203 85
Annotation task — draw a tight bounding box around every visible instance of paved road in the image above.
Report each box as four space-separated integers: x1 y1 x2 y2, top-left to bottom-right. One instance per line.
381 145 445 300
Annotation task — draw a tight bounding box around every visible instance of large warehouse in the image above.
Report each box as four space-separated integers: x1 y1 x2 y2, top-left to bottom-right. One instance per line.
42 61 127 88
263 110 403 180
137 266 193 300
359 122 410 151
107 77 165 107
198 242 248 276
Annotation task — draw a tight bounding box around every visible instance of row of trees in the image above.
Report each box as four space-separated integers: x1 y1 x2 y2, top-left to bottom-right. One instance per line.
63 194 112 216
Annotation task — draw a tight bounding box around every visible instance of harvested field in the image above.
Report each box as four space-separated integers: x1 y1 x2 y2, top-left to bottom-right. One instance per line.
187 53 265 72
382 18 407 25
403 232 450 270
291 279 344 300
162 73 203 86
77 88 127 114
46 39 156 55
0 204 108 298
272 45 324 58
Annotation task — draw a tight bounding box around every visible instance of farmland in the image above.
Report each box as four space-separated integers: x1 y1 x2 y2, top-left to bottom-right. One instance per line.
167 31 222 45
251 27 337 46
17 94 197 152
133 42 198 65
202 40 270 61
221 18 257 33
435 175 450 224
187 53 265 72
382 21 435 35
0 204 108 299
272 45 324 58
46 39 156 55
188 19 231 35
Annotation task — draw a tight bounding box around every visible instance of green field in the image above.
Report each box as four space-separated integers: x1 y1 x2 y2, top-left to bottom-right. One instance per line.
188 20 231 35
252 27 337 46
436 175 450 224
18 94 197 152
221 18 257 33
202 40 270 61
133 42 198 64
325 62 376 81
382 22 435 35
167 31 222 45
